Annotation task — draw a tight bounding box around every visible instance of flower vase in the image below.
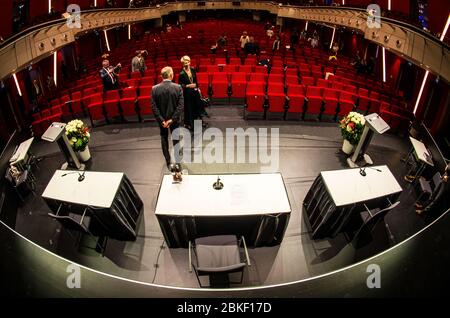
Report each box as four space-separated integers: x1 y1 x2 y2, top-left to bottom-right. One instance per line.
78 145 91 162
342 139 354 155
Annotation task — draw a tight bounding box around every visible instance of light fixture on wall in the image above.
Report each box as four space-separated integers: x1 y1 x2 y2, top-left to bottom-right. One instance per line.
62 34 68 41
50 38 56 45
12 73 22 96
372 31 378 39
396 40 402 48
384 35 390 43
39 42 44 50
53 51 57 87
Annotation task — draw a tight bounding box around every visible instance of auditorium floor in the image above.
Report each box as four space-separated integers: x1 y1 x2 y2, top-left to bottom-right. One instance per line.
9 106 429 289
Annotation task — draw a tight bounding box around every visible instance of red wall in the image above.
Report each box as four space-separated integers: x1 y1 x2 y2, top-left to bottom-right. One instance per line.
427 0 450 35
0 0 13 39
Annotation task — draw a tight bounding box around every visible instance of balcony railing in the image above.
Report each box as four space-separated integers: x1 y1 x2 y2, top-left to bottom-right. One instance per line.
0 1 448 83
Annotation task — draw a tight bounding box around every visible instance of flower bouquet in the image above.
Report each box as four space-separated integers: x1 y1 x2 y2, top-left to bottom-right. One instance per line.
339 111 366 146
65 119 90 152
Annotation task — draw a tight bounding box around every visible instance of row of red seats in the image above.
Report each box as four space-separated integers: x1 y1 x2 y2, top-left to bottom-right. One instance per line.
244 83 384 121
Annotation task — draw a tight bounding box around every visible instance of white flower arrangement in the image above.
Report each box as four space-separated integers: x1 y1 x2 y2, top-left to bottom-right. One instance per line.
339 111 366 145
65 119 90 151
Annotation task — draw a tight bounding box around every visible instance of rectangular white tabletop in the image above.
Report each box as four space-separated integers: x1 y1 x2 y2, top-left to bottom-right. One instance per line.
410 137 433 166
155 173 291 216
42 170 124 208
320 165 402 207
10 137 34 165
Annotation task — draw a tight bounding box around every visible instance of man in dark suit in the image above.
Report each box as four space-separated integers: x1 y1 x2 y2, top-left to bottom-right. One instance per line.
99 59 121 92
152 66 184 169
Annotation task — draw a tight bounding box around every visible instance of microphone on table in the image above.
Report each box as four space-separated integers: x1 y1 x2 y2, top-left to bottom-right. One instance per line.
213 176 224 190
359 166 382 176
61 170 86 182
78 170 86 182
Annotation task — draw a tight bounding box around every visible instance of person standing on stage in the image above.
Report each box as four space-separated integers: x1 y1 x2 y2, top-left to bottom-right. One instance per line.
179 55 201 130
415 164 450 215
151 66 184 169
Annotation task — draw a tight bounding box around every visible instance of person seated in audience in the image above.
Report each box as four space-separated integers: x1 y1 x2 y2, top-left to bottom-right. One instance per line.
217 34 227 48
350 50 362 67
210 42 218 54
244 37 259 55
100 59 121 92
329 42 339 60
414 164 449 215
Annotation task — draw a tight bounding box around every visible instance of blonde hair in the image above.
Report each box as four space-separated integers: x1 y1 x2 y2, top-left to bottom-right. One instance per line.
161 66 173 79
180 55 191 64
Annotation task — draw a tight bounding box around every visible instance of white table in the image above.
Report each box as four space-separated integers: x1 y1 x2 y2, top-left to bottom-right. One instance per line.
406 137 434 178
304 165 403 239
321 165 402 207
155 173 292 247
42 170 124 208
42 170 143 241
155 173 291 216
9 137 34 169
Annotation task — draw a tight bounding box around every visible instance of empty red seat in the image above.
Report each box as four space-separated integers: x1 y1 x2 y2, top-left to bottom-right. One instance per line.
323 88 340 117
230 73 247 98
285 75 299 86
104 100 121 121
301 76 315 86
267 83 286 113
331 82 344 90
287 84 305 114
120 88 138 119
105 90 120 102
245 82 265 114
305 86 323 119
357 88 370 113
254 66 268 74
211 72 229 98
286 68 298 77
238 65 253 73
268 74 284 84
140 77 154 86
249 73 267 84
270 67 284 75
196 73 210 97
207 65 220 73
338 91 356 116
223 65 237 73
316 79 329 88
229 57 241 65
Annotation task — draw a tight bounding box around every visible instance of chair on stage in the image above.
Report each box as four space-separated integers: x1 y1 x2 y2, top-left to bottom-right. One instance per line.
189 235 250 288
48 205 107 256
351 200 400 246
416 172 441 202
4 167 36 203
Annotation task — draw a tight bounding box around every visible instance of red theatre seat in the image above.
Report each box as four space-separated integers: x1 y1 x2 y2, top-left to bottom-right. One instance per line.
305 86 323 120
267 83 286 113
211 72 229 98
230 73 247 99
287 84 306 114
245 82 265 116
